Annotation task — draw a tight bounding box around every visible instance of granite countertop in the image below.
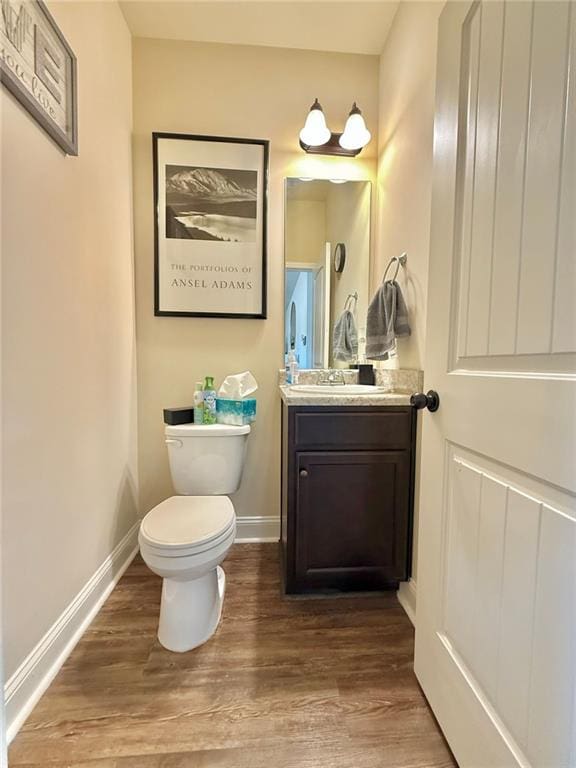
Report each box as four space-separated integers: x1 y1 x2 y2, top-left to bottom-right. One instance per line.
278 368 424 406
279 385 413 407
278 367 423 407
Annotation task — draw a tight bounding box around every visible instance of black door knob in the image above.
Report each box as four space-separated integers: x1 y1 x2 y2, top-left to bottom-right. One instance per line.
410 390 440 412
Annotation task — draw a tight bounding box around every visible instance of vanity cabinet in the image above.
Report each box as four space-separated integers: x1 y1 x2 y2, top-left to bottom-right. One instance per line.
280 404 416 593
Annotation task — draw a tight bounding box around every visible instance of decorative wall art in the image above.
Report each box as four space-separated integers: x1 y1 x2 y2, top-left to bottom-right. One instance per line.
153 133 269 318
0 0 78 154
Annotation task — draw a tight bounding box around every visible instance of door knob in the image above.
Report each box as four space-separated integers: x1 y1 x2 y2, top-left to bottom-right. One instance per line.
300 469 308 477
410 390 440 412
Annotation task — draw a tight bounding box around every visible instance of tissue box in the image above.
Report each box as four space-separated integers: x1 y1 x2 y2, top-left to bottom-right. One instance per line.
216 398 256 426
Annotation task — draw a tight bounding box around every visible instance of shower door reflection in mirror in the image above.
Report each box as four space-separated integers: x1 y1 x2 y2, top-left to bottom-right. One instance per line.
284 178 371 369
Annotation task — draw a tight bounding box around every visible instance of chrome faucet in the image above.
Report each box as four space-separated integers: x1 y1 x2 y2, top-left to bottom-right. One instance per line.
319 369 346 386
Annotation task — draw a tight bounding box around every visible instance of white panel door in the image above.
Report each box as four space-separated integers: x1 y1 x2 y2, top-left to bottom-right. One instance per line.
312 242 331 369
313 264 326 368
323 242 332 368
414 2 576 767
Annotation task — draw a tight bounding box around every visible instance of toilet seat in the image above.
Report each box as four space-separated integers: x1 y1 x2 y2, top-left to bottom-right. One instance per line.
140 496 235 557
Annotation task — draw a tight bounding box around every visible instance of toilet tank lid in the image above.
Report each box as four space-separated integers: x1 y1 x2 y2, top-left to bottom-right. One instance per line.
165 423 251 437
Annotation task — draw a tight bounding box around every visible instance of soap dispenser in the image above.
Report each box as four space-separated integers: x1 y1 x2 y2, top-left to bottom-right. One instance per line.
286 350 299 385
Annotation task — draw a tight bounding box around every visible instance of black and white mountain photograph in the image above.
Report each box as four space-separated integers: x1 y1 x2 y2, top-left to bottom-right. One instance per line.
165 165 258 242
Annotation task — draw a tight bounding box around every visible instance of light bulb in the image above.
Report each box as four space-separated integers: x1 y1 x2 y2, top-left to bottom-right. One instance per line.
339 103 371 151
299 98 331 147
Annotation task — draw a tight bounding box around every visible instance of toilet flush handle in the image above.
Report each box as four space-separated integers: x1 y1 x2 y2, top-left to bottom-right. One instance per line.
165 438 183 448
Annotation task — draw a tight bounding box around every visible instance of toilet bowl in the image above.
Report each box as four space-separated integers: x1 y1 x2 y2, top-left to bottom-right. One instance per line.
139 495 236 652
139 423 250 652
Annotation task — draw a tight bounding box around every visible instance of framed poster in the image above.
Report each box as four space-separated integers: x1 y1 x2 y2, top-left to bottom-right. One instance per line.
153 132 269 318
0 0 78 155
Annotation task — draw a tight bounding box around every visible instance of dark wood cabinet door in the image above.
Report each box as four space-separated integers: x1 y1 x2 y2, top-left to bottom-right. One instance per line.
294 450 411 590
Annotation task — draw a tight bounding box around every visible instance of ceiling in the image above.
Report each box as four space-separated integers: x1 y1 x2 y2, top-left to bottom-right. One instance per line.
119 1 399 56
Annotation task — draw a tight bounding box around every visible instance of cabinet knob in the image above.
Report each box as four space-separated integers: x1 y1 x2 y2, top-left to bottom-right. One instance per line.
300 469 308 477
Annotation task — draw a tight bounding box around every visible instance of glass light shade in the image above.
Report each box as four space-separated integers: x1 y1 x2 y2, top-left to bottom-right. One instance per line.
299 100 331 147
339 105 371 151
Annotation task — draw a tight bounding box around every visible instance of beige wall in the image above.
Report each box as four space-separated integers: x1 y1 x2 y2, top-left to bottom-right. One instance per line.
375 1 443 371
132 38 378 521
376 1 443 586
285 200 326 266
327 182 372 364
1 1 136 679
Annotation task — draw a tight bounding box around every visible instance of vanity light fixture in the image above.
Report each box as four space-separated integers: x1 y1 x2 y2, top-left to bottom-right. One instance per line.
299 99 371 157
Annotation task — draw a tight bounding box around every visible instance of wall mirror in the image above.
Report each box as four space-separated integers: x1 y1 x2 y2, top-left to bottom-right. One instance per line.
284 178 371 369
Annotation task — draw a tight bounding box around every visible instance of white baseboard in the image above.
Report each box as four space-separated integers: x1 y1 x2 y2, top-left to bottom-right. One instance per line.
5 521 140 744
397 578 417 626
235 516 279 543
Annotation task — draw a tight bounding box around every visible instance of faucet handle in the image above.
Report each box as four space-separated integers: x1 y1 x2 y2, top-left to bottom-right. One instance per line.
318 369 345 385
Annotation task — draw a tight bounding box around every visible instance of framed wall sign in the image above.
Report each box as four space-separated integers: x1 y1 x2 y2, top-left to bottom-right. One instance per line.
0 0 78 155
153 132 269 319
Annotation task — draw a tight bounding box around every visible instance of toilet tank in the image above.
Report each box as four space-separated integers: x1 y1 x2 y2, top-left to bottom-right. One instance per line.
164 423 250 495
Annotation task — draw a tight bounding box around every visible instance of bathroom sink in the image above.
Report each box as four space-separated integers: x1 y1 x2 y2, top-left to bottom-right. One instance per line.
289 384 388 395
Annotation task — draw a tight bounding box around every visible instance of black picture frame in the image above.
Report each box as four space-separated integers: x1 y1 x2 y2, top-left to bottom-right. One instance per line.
153 132 269 319
0 0 78 155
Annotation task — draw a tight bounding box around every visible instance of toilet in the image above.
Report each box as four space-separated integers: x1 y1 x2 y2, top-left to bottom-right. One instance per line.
139 422 250 652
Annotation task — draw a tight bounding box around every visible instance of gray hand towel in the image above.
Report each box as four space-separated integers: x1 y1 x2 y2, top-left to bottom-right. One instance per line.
366 280 411 360
333 309 358 361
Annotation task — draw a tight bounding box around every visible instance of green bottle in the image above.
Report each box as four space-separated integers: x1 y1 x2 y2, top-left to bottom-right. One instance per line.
202 376 217 424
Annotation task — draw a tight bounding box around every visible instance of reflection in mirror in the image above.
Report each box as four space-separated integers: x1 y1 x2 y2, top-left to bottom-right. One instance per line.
289 301 297 351
284 178 371 369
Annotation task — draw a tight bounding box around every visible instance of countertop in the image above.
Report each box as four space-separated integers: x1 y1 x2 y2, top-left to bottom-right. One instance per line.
279 385 413 407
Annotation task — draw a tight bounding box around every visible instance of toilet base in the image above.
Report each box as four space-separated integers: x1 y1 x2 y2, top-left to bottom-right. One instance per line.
158 566 226 652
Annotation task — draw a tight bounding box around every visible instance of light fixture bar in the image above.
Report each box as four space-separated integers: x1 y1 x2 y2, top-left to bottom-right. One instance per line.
299 132 362 158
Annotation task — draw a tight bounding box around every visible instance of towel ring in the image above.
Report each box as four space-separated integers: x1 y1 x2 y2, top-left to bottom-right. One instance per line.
344 292 358 313
383 252 407 283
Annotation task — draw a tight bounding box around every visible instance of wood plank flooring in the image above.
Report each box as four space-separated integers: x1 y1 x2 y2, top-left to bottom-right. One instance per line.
9 544 456 767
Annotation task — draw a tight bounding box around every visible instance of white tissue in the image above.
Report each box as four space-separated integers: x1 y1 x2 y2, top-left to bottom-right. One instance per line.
218 371 258 399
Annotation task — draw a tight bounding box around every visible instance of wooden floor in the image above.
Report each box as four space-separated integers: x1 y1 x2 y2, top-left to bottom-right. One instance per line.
9 544 456 767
